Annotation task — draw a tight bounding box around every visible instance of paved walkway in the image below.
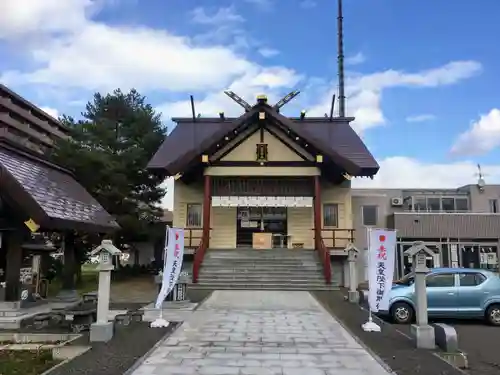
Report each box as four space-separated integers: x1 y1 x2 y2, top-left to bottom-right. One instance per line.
131 291 391 375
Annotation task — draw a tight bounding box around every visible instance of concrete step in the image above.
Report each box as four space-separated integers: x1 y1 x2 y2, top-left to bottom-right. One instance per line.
198 279 326 284
198 273 325 279
207 251 317 256
192 280 330 286
199 272 324 278
201 263 322 269
204 258 318 264
189 284 339 291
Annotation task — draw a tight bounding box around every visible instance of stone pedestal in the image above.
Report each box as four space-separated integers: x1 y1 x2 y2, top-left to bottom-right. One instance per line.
55 289 80 302
411 324 435 349
348 290 359 303
90 321 114 342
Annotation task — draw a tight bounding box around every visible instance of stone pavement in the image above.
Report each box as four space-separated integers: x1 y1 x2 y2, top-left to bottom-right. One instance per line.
130 291 392 375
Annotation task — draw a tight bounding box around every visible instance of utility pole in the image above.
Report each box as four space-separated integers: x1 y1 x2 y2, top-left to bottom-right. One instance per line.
337 0 346 117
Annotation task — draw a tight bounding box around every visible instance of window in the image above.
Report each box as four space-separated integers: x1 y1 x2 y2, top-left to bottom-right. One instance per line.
323 204 338 227
455 198 468 212
362 205 378 226
414 197 427 211
489 199 498 213
426 273 455 287
459 273 486 287
427 197 440 212
441 198 455 212
186 204 202 227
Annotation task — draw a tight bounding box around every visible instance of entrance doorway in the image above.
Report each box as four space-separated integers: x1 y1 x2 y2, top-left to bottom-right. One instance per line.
236 207 287 248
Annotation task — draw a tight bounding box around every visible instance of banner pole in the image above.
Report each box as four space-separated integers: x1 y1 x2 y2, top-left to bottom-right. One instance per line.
367 226 372 320
361 226 381 332
159 226 169 320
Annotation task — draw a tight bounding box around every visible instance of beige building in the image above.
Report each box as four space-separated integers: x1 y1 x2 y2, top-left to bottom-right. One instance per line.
148 95 379 285
352 185 500 283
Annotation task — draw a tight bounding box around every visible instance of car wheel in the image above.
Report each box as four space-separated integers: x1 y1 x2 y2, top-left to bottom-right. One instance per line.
485 304 500 326
390 302 414 324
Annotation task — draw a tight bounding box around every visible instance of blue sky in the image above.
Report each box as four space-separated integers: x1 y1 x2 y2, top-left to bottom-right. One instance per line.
1 0 500 206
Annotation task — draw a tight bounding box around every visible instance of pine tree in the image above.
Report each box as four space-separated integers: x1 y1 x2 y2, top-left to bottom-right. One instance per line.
51 89 168 245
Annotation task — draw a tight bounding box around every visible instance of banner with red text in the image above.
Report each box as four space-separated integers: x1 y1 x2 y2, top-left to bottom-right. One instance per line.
367 228 397 312
154 227 184 309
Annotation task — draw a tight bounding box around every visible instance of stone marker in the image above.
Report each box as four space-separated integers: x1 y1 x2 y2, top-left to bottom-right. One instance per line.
405 242 435 349
346 243 360 303
89 240 121 343
432 323 459 352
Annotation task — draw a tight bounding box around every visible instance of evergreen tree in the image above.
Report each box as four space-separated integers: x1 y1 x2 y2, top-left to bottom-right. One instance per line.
51 89 168 246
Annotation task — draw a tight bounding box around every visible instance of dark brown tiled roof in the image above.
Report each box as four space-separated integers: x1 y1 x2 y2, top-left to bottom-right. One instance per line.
148 104 379 176
0 141 119 233
161 209 173 223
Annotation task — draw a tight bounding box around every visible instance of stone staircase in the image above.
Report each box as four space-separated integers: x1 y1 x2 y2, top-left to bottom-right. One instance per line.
190 249 340 290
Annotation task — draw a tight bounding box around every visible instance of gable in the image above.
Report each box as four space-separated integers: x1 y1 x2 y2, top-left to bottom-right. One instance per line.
147 104 378 177
219 129 309 162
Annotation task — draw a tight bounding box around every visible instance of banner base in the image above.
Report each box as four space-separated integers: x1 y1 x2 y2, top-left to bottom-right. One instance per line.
361 320 381 332
150 318 170 328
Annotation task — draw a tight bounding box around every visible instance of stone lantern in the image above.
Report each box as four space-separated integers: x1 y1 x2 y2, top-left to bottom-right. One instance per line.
346 243 359 303
89 239 121 343
404 241 436 349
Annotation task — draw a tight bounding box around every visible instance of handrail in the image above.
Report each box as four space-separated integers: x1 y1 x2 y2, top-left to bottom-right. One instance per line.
317 237 331 284
192 236 207 284
190 228 212 283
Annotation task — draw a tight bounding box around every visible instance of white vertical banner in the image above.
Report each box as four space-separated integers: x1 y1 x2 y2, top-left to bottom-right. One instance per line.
367 228 397 313
154 227 185 309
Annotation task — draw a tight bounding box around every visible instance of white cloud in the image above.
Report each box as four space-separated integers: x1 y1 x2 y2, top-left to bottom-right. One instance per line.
306 61 481 133
161 178 174 209
352 157 500 189
190 6 244 25
406 114 436 122
0 0 95 39
244 0 273 10
40 106 59 118
451 108 500 156
158 66 303 119
345 52 366 66
1 23 258 93
258 47 279 58
300 0 317 9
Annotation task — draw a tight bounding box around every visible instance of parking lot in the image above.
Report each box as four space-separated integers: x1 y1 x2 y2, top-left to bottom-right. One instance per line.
373 306 500 375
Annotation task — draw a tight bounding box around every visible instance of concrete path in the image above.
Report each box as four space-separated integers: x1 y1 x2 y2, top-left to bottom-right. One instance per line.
131 291 391 375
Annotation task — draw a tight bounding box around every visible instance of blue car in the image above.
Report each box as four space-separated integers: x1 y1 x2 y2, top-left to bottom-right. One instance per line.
378 268 500 325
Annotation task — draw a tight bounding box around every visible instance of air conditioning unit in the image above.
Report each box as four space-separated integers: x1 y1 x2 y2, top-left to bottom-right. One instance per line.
391 197 403 207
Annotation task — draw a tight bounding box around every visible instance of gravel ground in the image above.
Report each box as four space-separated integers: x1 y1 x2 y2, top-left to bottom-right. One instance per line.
393 318 500 375
450 323 500 374
313 291 464 375
48 322 179 375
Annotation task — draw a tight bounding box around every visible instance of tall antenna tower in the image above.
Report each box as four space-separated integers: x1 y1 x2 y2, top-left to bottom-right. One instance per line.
337 0 346 117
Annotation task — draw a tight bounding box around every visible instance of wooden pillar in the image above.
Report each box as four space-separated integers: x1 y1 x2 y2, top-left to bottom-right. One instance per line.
57 231 79 301
4 231 23 301
313 175 322 248
202 175 211 247
0 233 6 284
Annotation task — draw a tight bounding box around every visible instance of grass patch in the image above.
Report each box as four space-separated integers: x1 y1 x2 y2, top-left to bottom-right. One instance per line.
0 350 60 375
47 272 98 298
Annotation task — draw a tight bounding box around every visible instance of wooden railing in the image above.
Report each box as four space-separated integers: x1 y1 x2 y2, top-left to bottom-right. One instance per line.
192 237 206 284
313 228 355 284
318 228 355 249
316 237 331 284
190 228 211 284
184 228 203 248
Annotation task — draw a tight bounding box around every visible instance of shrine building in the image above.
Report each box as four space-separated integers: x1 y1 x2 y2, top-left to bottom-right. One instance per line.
148 92 379 285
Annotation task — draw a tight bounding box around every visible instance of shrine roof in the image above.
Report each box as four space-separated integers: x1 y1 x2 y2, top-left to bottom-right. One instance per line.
148 103 379 177
0 138 119 233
